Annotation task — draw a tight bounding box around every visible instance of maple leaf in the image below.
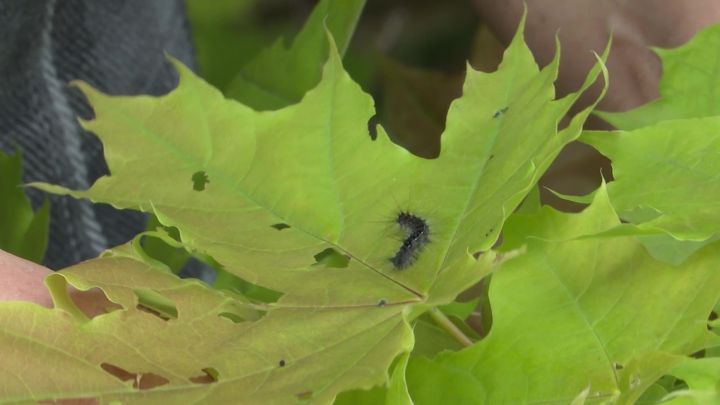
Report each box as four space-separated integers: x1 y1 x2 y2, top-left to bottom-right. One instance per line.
2 20 604 402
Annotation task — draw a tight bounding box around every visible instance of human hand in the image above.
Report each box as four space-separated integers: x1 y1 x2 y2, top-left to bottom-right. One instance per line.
475 0 720 113
0 249 110 317
0 249 54 306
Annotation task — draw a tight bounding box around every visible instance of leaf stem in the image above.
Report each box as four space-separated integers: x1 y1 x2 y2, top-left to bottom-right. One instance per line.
429 307 473 347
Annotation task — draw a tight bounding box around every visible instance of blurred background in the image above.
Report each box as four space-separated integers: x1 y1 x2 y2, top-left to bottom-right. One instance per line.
187 0 603 211
187 0 720 213
2 0 719 282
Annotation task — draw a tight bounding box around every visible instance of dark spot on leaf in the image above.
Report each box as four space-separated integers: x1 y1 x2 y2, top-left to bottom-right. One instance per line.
613 363 624 370
378 299 387 307
367 114 380 140
133 288 178 320
101 363 169 390
489 154 495 160
296 391 313 401
279 359 286 367
190 367 220 384
271 223 291 231
493 107 509 118
313 248 350 268
192 171 210 191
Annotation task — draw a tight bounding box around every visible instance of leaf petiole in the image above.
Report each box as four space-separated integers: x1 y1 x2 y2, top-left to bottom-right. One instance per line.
429 307 474 347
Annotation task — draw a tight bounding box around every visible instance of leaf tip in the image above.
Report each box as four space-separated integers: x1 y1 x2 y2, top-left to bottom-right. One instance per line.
165 53 196 83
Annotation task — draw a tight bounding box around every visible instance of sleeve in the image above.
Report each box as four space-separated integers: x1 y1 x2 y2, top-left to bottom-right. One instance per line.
0 0 196 269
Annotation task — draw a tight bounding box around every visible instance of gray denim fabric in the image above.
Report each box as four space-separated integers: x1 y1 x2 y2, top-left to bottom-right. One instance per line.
0 0 196 269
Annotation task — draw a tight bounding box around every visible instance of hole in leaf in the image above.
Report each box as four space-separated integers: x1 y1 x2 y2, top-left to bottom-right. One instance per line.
367 114 379 140
101 362 134 381
215 266 283 304
191 171 210 191
492 107 508 118
136 304 172 320
218 312 245 323
71 287 122 319
313 248 350 268
279 359 286 367
178 257 217 284
457 278 492 338
190 367 220 384
271 223 291 231
137 373 170 390
217 299 261 323
141 215 219 282
133 288 178 320
100 363 169 390
296 391 313 401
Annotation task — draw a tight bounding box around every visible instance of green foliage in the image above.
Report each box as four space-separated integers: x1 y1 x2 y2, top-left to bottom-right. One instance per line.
223 0 365 110
5 3 720 404
188 0 364 110
574 23 720 404
0 10 609 402
186 0 260 90
582 118 720 242
406 186 720 404
577 26 720 267
597 24 720 130
141 215 192 273
0 150 49 263
662 358 720 403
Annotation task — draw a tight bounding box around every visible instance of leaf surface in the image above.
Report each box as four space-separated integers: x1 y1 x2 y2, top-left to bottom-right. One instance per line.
224 0 366 110
658 358 720 404
1 248 411 404
582 117 720 241
406 187 720 404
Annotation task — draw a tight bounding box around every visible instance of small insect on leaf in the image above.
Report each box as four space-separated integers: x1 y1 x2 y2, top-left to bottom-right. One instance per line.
391 212 430 270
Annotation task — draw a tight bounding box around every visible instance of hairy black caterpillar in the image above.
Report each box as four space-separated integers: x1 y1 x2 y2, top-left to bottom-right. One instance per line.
391 212 430 269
